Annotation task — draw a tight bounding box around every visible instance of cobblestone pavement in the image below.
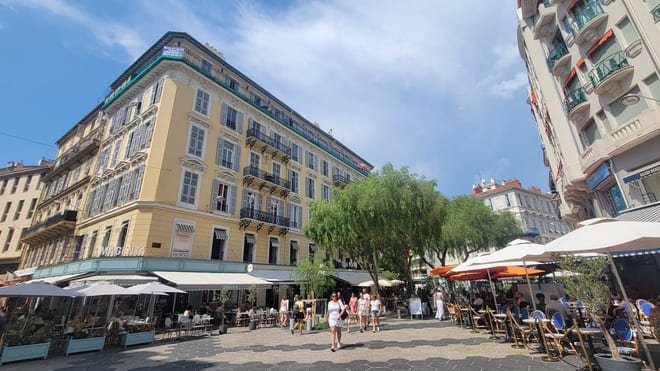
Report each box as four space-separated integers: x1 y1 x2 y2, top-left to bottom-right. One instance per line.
2 317 582 370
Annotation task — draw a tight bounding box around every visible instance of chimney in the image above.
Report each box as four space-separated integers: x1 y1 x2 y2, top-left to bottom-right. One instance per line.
504 179 522 188
530 186 542 194
472 184 483 194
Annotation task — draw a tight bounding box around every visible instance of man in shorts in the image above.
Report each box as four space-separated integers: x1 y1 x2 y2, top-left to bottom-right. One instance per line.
362 288 371 328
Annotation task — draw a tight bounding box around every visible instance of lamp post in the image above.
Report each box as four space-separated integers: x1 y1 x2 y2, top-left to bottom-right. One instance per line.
620 93 660 106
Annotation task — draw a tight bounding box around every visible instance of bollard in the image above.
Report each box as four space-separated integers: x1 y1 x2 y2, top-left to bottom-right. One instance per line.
306 318 312 333
397 308 401 319
289 318 295 331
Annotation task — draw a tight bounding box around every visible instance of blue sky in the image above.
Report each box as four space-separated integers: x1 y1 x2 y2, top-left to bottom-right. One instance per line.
0 0 545 197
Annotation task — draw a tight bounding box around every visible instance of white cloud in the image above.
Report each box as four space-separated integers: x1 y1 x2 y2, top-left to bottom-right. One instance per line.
488 71 528 99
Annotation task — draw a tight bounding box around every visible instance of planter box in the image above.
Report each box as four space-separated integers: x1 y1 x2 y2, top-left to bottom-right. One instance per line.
65 336 106 356
120 330 155 348
0 341 50 365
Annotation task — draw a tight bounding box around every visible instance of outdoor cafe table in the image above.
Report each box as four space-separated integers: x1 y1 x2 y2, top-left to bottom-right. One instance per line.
571 327 601 369
522 318 551 354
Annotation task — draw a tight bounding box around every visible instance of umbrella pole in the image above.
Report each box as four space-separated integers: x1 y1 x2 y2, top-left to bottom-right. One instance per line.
606 251 655 370
171 293 177 318
523 259 537 311
105 295 116 324
486 268 498 311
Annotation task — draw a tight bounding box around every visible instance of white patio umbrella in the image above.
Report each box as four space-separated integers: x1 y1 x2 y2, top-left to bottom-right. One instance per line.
126 282 185 320
528 219 660 369
0 281 76 297
356 279 402 288
67 283 132 297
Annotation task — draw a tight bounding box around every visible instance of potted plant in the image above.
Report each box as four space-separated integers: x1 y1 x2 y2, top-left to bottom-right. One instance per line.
64 327 106 356
217 286 231 334
246 285 258 330
120 322 155 348
1 322 52 365
558 255 643 371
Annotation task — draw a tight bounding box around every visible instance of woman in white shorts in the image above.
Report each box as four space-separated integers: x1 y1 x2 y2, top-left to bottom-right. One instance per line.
370 293 382 332
358 292 367 332
325 292 346 352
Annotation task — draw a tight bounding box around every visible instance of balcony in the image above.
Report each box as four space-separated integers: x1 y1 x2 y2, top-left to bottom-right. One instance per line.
547 43 571 77
607 106 660 157
568 2 607 45
245 128 292 162
42 130 102 182
564 87 590 123
533 2 557 39
579 139 608 174
21 210 78 244
239 208 290 234
588 51 634 96
332 174 350 187
243 166 291 197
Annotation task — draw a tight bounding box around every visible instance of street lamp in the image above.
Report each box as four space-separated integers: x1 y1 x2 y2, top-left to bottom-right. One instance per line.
620 93 660 106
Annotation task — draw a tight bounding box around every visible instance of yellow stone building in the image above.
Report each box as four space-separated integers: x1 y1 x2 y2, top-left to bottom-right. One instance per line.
21 32 372 294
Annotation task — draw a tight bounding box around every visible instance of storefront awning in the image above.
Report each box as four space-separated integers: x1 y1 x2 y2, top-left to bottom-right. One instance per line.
28 272 89 284
616 203 660 223
153 271 271 291
71 274 158 287
13 267 37 277
332 271 377 286
249 269 297 283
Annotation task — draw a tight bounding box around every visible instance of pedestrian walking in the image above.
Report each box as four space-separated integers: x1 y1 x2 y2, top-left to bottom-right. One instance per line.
358 292 368 332
325 292 347 352
434 288 446 320
291 294 305 335
347 292 358 333
279 297 289 328
370 293 382 332
362 288 371 328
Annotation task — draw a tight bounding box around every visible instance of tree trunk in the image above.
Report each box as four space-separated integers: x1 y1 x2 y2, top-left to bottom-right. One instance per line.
592 313 622 361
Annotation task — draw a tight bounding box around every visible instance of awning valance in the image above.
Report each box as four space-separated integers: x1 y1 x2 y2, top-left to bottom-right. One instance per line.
71 274 158 287
153 271 271 290
269 237 279 247
245 234 256 244
28 272 89 284
290 241 299 249
214 229 228 240
586 29 614 57
176 223 195 233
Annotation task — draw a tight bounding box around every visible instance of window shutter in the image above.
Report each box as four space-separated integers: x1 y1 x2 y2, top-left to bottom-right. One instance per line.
266 196 272 213
235 111 243 133
242 189 249 208
229 185 237 215
220 103 228 126
216 138 224 165
211 179 220 211
256 193 262 211
233 144 241 171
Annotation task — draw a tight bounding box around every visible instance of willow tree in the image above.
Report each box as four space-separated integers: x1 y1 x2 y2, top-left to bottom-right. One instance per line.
306 164 446 295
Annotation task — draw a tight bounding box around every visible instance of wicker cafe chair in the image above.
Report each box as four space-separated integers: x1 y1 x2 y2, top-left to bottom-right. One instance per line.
612 318 639 357
543 312 578 357
469 307 488 333
446 303 458 325
506 310 530 349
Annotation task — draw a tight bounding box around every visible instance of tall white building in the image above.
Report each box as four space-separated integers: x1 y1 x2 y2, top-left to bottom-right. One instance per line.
473 179 572 244
516 0 660 223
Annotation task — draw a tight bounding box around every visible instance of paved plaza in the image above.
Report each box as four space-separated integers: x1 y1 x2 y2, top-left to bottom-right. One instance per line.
3 317 581 370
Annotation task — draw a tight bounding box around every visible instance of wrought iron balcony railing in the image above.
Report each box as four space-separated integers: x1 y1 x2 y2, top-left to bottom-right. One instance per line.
564 87 587 113
588 51 630 87
243 166 291 190
239 208 290 228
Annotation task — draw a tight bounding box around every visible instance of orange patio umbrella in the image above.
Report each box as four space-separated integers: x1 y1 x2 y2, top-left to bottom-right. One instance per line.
492 266 545 279
429 265 457 277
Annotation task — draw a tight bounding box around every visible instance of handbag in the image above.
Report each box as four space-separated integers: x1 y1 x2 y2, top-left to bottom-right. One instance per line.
340 310 349 320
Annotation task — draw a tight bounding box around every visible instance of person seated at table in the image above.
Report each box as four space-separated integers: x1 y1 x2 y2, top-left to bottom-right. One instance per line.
472 294 484 311
199 302 208 316
184 305 194 320
67 315 84 334
535 293 546 313
84 312 96 326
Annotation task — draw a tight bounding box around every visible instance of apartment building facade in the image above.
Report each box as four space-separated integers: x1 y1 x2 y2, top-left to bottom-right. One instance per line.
0 161 50 279
517 0 660 223
21 32 372 288
473 179 572 244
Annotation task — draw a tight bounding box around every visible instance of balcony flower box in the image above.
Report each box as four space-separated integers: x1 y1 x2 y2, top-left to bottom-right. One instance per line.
0 341 50 365
120 330 155 348
64 336 105 356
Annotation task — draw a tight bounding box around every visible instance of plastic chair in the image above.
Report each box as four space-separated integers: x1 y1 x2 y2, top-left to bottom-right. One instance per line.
520 308 530 320
612 318 638 356
531 310 546 320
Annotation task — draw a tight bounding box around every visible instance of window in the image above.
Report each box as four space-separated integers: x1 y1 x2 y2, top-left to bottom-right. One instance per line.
225 76 239 91
321 160 329 177
194 89 210 115
272 163 281 180
580 120 600 148
72 235 85 261
306 151 318 171
100 226 112 257
200 59 212 75
211 228 228 260
309 243 316 262
243 234 255 263
289 170 299 194
23 175 32 191
0 179 7 195
322 184 331 200
268 237 279 264
291 142 300 162
3 228 14 252
1 202 11 222
172 221 195 258
221 104 243 131
13 200 24 220
179 170 200 206
249 152 260 170
187 124 206 158
289 241 298 265
11 177 19 194
289 204 302 229
218 139 240 170
150 78 163 106
27 198 37 219
86 231 97 258
211 180 235 214
306 177 315 199
117 221 129 249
